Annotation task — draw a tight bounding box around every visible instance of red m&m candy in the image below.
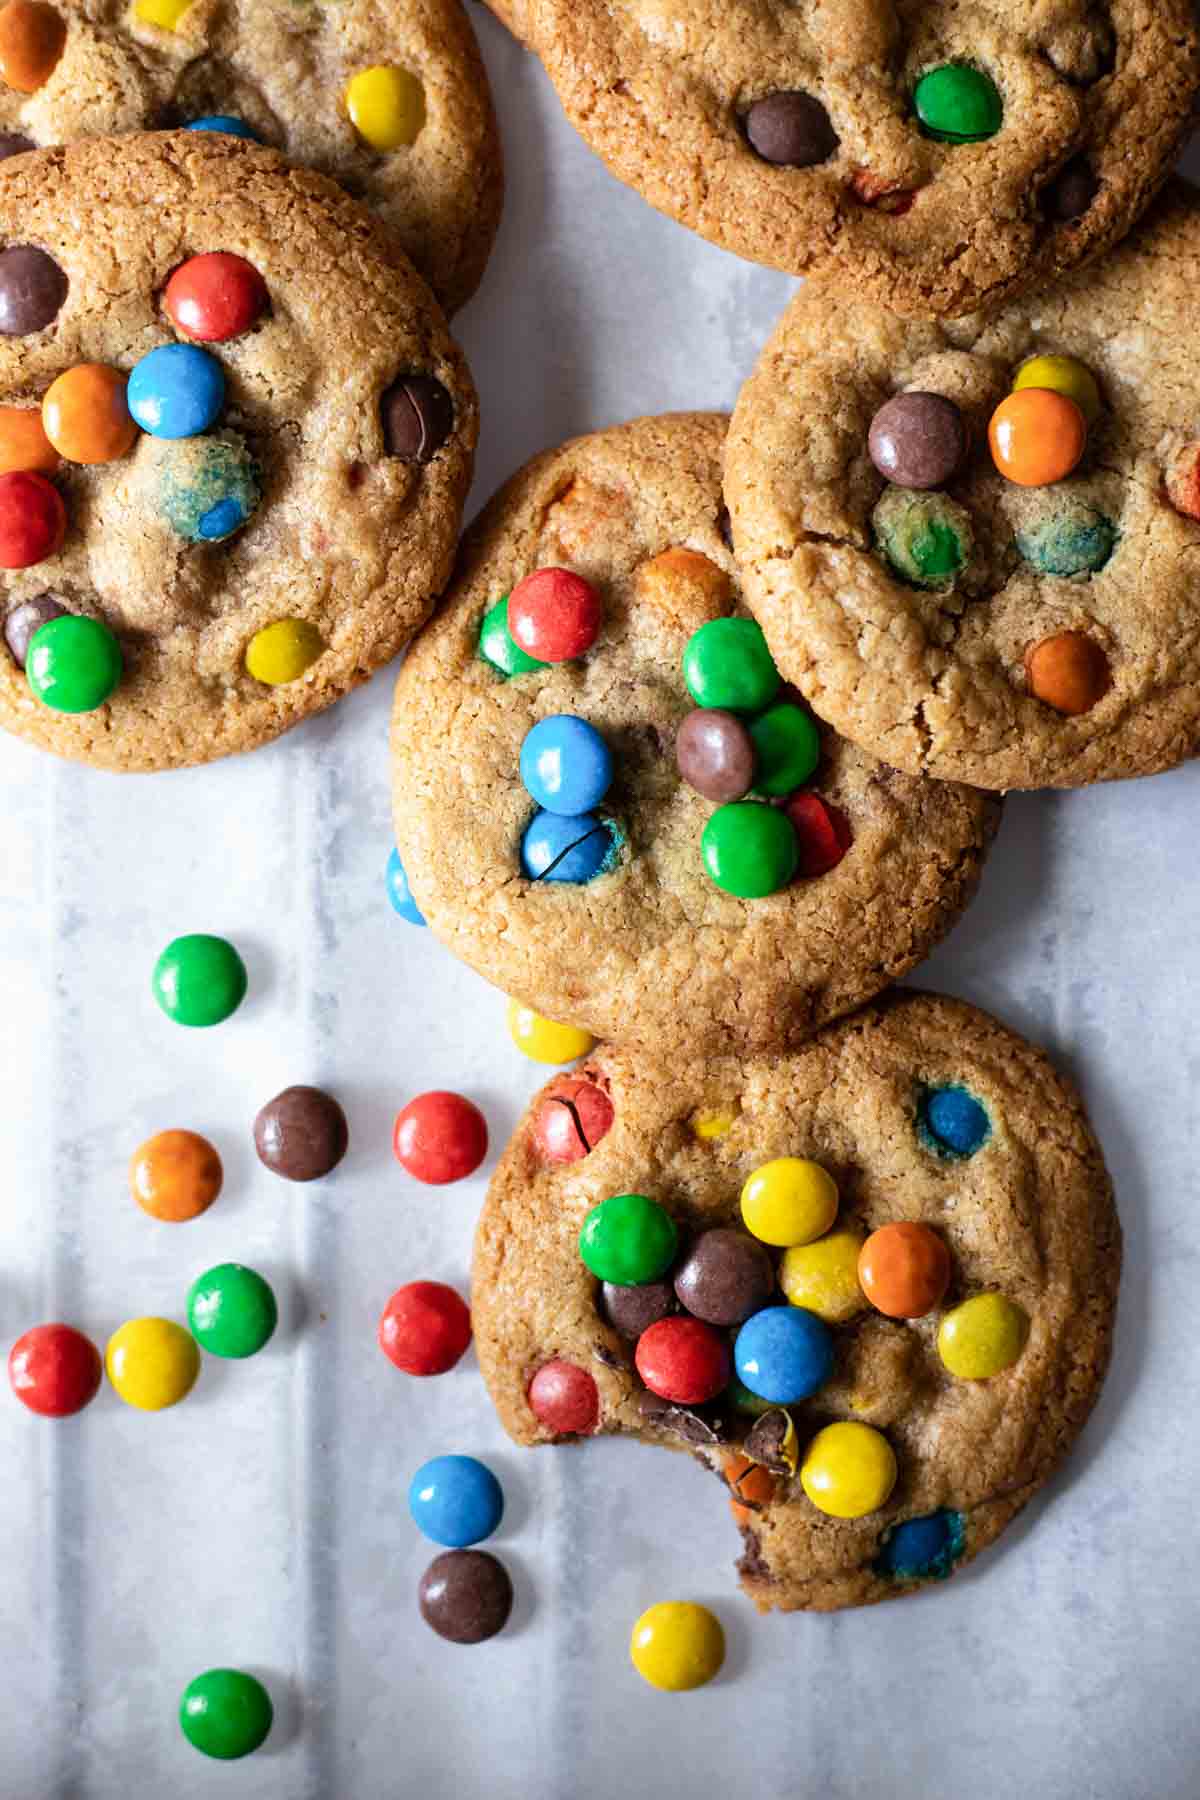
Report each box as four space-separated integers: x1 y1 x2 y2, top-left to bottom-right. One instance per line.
164 252 268 344
379 1280 471 1375
531 1077 615 1164
527 1358 599 1433
508 567 602 663
393 1090 488 1184
635 1316 731 1405
784 792 853 878
9 1322 102 1415
0 468 65 567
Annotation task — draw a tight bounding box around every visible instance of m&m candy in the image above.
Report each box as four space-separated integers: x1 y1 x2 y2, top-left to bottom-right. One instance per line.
42 363 138 464
741 1156 837 1247
0 469 65 569
187 1263 277 1358
508 567 602 663
164 252 268 344
630 1602 725 1692
379 1281 471 1375
913 63 1002 142
874 487 971 588
419 1549 513 1643
635 1317 731 1404
748 701 820 796
179 1669 273 1761
4 593 65 666
0 0 65 94
1025 631 1111 715
244 618 324 685
800 1421 897 1518
785 792 853 877
1014 497 1116 577
1013 354 1101 424
135 0 191 26
675 708 756 802
601 1277 673 1338
683 616 779 713
157 433 261 541
506 999 594 1064
409 1455 504 1548
26 615 122 713
779 1227 865 1323
579 1192 677 1285
478 592 546 677
527 1358 599 1433
734 1304 833 1403
989 388 1086 487
672 1227 775 1327
867 391 967 490
345 64 425 150
701 801 798 898
393 1091 488 1184
184 115 261 141
130 1128 223 1221
386 846 427 925
0 242 67 334
519 714 612 815
128 342 224 439
877 1509 965 1581
254 1085 348 1182
745 90 838 167
937 1292 1028 1379
918 1084 990 1158
8 1322 102 1416
105 1316 200 1410
152 933 247 1027
531 1076 614 1162
521 809 613 883
1166 442 1200 522
0 402 58 474
859 1222 951 1319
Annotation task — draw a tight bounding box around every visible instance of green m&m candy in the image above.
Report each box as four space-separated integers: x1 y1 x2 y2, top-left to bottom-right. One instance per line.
702 802 798 898
152 933 247 1027
180 1668 273 1760
187 1263 277 1358
750 702 821 797
683 617 780 714
873 488 973 590
26 614 122 713
580 1192 678 1285
478 594 547 678
914 64 1002 143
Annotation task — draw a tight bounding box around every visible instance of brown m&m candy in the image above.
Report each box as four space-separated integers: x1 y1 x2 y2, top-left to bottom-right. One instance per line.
1044 156 1099 223
0 129 33 159
0 244 66 335
602 1277 675 1338
1025 631 1110 716
4 591 65 665
254 1085 348 1181
419 1549 513 1644
673 1228 775 1327
381 374 454 462
868 392 967 491
745 91 838 167
675 708 756 802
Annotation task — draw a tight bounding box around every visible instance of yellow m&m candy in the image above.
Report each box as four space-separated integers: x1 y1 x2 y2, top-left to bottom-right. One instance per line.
245 618 324 685
740 1157 837 1248
506 999 595 1065
801 1421 897 1519
779 1227 865 1323
629 1602 725 1692
345 65 425 152
105 1316 200 1411
691 1109 737 1141
1013 353 1101 425
937 1292 1028 1379
134 0 192 28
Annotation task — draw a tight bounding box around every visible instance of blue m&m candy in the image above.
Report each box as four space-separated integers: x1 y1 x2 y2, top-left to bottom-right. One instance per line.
157 434 261 542
519 715 612 815
409 1455 504 1548
876 1509 965 1581
918 1084 990 1158
386 847 426 926
184 116 262 141
128 344 225 439
521 809 614 883
734 1304 833 1404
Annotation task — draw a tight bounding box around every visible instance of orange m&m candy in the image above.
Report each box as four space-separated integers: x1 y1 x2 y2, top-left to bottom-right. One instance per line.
1025 630 1111 716
989 388 1086 488
858 1221 951 1319
725 1453 776 1526
0 403 59 475
0 0 66 94
130 1128 223 1222
42 363 138 464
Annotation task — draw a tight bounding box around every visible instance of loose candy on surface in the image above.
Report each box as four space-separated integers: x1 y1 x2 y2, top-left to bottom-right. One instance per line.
748 701 821 796
0 244 66 335
0 0 65 92
601 1277 675 1338
380 375 455 462
179 1669 272 1761
156 432 261 541
938 1292 1028 1379
1013 354 1102 424
0 402 59 474
527 1358 599 1433
874 487 972 587
740 1157 838 1247
164 252 268 343
419 1549 513 1644
187 1263 277 1359
917 1084 990 1158
779 1227 866 1323
508 567 602 663
4 592 65 665
409 1455 504 1548
914 63 1003 142
1025 631 1111 715
244 618 324 685
506 999 595 1064
579 1191 677 1285
682 616 779 713
744 90 838 166
733 1304 833 1404
629 1602 725 1692
0 469 65 569
784 792 853 877
105 1316 200 1410
127 343 225 439
386 846 427 926
42 364 137 464
858 1222 951 1319
876 1508 966 1581
989 389 1087 487
379 1281 471 1375
152 934 247 1027
130 1128 223 1221
701 801 798 898
800 1421 898 1518
393 1091 487 1184
634 1316 731 1404
672 1228 776 1327
26 615 121 713
519 714 613 815
675 708 756 802
8 1322 102 1416
868 392 967 490
478 592 546 677
345 64 425 151
254 1085 348 1182
521 809 614 883
531 1076 614 1162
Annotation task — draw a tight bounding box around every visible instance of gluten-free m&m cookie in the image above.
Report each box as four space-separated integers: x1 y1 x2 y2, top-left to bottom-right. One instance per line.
0 133 476 770
391 415 998 1059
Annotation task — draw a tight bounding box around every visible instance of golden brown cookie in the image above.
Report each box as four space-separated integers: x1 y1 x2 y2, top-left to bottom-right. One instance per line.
391 414 998 1058
726 179 1200 790
0 0 501 313
511 0 1199 318
472 991 1120 1614
0 132 477 771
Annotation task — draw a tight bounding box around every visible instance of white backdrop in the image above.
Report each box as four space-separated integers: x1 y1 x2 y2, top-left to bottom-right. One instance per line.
2 19 1198 1797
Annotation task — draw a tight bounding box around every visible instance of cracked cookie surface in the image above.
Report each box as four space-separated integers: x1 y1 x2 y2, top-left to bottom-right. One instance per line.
472 991 1120 1613
0 132 477 771
391 413 998 1058
726 180 1200 790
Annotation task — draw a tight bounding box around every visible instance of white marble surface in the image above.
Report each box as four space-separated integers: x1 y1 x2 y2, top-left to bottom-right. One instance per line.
2 22 1200 1798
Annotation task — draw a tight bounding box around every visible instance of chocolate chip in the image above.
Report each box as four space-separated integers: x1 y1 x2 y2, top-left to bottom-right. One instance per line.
1043 156 1099 223
419 1550 513 1643
673 1228 775 1327
0 245 68 335
253 1085 348 1182
744 92 839 168
868 392 967 491
381 374 454 462
0 133 35 162
5 592 66 667
676 708 756 802
602 1278 675 1338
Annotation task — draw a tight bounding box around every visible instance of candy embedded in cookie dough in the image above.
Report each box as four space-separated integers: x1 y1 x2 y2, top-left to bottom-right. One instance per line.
184 116 261 141
683 616 779 713
784 792 853 877
858 1222 951 1320
4 591 65 664
868 392 967 491
345 65 426 152
381 374 454 462
1025 630 1111 715
1013 354 1102 424
741 1156 837 1248
506 999 595 1064
800 1420 897 1518
0 402 57 474
245 618 324 685
748 701 820 796
25 614 121 712
938 1293 1028 1379
128 343 225 439
636 1316 732 1404
876 1508 966 1581
1165 442 1200 522
734 1303 834 1404
917 1082 990 1158
672 1228 775 1327
531 1075 614 1162
164 252 268 344
155 433 261 541
1013 493 1116 576
42 364 137 464
989 388 1087 487
478 592 546 677
519 714 612 815
0 469 64 568
0 0 65 95
779 1227 866 1323
527 1357 599 1433
580 1191 677 1285
913 64 1003 143
675 708 756 801
873 487 973 588
743 91 838 167
509 566 602 663
520 808 616 883
701 801 798 898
